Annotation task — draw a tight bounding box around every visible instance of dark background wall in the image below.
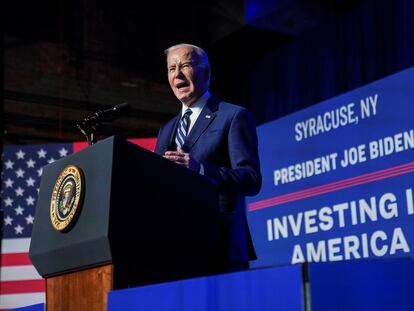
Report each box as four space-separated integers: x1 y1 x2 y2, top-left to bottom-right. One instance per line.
3 0 413 144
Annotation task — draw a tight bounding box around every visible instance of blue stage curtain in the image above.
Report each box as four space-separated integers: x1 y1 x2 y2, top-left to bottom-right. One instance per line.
249 0 414 124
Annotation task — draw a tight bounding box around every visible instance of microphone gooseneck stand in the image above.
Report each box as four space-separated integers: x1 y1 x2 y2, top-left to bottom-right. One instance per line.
76 103 131 146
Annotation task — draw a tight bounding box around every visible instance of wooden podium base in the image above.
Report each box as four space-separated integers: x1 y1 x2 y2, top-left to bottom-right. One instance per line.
46 264 113 311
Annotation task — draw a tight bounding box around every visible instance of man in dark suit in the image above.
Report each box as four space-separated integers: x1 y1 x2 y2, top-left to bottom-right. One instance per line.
155 43 261 272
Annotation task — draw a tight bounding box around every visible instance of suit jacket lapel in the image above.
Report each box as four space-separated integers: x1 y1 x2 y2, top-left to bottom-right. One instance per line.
184 95 219 150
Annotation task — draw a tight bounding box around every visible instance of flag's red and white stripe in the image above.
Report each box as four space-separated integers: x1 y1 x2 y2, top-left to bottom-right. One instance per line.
0 238 45 310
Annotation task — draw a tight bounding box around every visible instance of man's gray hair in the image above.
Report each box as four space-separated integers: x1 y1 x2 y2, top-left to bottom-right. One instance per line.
164 43 210 67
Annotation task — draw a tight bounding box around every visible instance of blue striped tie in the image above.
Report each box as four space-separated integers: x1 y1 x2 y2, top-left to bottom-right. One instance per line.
175 108 193 149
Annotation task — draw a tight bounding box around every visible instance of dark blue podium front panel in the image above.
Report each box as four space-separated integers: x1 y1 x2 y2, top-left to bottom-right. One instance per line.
11 303 45 311
309 258 414 311
107 265 302 311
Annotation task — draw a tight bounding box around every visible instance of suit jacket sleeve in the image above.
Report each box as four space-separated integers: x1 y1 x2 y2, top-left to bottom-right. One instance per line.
202 108 262 196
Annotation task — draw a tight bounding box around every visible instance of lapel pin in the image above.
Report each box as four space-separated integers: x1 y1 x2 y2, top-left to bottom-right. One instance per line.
205 115 211 119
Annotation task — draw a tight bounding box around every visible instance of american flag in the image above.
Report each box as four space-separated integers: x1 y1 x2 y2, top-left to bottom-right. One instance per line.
0 143 73 310
0 138 156 310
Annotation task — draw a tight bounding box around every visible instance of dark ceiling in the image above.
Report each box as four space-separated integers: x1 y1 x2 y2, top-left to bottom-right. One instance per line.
5 0 362 76
4 0 363 144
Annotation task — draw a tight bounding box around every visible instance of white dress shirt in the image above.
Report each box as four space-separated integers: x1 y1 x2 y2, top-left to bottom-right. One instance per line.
180 91 210 134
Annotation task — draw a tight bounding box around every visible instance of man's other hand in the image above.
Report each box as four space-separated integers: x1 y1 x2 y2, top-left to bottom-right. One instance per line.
164 148 200 172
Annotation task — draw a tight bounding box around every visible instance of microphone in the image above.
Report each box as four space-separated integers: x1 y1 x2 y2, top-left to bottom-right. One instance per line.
87 102 131 123
76 103 131 145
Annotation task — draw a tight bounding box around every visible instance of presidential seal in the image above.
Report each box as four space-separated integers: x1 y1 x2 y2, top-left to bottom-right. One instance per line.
50 165 84 232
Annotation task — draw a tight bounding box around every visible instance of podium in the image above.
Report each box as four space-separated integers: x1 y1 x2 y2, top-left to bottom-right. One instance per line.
29 136 222 310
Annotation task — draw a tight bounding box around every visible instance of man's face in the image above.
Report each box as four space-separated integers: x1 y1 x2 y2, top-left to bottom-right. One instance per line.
167 47 209 107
